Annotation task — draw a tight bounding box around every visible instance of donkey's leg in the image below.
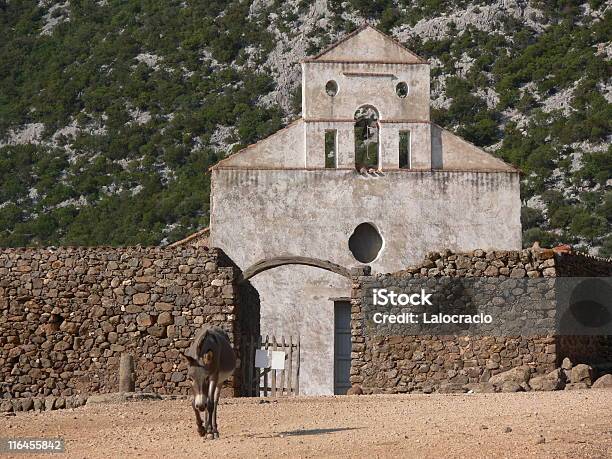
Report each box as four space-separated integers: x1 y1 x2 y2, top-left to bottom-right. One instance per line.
201 390 209 435
192 399 206 437
211 384 222 439
205 379 217 439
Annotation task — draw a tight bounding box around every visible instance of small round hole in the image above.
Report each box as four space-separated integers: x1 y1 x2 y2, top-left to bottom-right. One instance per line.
325 80 338 97
396 82 408 98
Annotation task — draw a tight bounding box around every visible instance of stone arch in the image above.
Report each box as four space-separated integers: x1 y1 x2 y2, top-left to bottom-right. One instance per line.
241 256 351 282
354 105 380 171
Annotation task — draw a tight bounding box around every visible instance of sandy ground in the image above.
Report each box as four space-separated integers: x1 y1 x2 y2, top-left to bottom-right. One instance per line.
1 390 611 458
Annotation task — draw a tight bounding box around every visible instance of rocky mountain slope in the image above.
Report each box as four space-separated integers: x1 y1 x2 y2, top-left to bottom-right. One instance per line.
0 0 610 254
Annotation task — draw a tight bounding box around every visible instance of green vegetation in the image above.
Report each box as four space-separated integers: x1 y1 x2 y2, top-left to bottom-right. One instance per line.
0 0 279 246
400 8 611 255
324 130 336 169
0 0 610 255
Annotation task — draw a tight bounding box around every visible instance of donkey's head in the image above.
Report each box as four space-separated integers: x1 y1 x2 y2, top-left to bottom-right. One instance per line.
183 350 214 410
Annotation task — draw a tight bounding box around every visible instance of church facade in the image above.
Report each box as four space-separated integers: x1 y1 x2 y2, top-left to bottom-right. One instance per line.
208 25 521 395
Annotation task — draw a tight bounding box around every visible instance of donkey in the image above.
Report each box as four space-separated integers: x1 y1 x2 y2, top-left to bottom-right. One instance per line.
183 326 236 439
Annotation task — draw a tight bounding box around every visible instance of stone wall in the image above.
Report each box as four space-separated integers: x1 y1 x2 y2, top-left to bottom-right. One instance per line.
0 246 247 401
349 248 612 394
2 243 609 402
554 252 612 277
554 252 612 367
557 336 612 367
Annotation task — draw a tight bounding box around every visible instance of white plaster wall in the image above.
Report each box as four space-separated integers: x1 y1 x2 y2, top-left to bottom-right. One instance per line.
304 121 431 169
220 121 515 173
210 169 521 394
379 122 431 169
313 26 423 64
304 120 355 168
216 121 306 168
302 62 430 121
248 266 350 396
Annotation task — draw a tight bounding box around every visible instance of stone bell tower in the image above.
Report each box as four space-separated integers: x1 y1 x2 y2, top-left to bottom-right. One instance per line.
301 25 432 170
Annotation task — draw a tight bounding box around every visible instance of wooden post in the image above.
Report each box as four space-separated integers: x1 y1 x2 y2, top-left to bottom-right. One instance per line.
271 335 277 397
256 335 262 397
119 353 135 393
263 335 269 397
287 336 293 395
295 336 300 395
279 336 286 396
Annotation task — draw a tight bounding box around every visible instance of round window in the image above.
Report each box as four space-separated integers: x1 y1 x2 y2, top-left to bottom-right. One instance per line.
348 223 383 263
396 82 408 98
325 80 338 97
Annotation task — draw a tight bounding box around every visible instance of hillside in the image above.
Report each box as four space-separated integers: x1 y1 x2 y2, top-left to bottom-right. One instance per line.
0 0 610 255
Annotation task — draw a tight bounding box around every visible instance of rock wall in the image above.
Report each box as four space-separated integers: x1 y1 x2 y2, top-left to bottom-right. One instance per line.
554 252 612 277
554 252 612 367
557 336 612 367
0 246 245 401
1 243 609 402
349 248 612 394
351 334 556 393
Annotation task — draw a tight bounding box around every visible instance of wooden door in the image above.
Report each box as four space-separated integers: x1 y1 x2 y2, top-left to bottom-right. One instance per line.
334 301 352 395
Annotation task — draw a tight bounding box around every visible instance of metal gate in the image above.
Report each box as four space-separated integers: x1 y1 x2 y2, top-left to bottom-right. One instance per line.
241 335 300 397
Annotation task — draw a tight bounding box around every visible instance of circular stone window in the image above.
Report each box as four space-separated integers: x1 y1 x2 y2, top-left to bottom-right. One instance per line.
325 80 338 97
348 223 383 263
396 82 408 98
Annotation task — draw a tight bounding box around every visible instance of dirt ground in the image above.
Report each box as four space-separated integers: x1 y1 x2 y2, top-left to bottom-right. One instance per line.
1 390 611 458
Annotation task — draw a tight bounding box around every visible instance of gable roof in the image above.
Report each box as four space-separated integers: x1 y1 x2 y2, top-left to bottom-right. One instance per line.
167 227 209 248
213 120 518 173
303 24 427 64
431 124 519 173
210 119 305 170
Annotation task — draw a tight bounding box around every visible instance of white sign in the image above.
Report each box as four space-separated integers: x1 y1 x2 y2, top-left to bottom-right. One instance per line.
255 349 286 370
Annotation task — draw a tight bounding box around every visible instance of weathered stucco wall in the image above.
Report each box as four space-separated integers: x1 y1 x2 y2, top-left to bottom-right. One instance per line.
303 120 432 170
431 125 519 171
222 120 517 172
302 62 430 121
211 169 522 272
306 26 424 65
0 246 247 401
208 25 522 395
248 265 350 394
210 168 522 394
215 121 305 169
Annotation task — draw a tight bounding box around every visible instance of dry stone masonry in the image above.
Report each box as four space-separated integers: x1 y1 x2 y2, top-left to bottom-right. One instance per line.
0 244 609 410
349 248 612 394
0 246 258 413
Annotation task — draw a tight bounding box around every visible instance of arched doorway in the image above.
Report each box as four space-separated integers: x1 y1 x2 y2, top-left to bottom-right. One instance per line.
354 105 380 171
241 255 351 281
239 256 353 396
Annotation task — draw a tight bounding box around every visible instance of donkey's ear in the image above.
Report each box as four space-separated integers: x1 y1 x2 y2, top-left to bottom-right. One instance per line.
182 353 198 366
203 350 213 365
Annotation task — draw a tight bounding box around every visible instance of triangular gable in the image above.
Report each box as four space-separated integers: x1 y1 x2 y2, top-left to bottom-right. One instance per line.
432 125 518 172
307 25 426 64
211 119 305 169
